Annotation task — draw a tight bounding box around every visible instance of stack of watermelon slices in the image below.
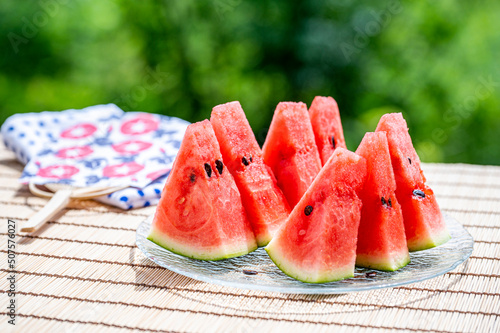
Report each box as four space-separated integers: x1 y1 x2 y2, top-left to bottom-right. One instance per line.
148 102 291 258
148 97 450 284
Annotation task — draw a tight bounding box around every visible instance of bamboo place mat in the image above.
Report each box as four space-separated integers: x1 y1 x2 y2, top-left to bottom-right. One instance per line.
0 144 499 333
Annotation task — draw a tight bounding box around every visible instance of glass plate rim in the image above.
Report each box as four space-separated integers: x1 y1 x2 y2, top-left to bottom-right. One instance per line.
136 213 474 294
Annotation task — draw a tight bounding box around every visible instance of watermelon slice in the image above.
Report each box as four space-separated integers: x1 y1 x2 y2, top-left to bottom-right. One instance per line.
262 102 322 208
309 96 347 165
147 120 257 260
210 102 290 246
355 132 410 271
266 148 367 283
376 113 450 251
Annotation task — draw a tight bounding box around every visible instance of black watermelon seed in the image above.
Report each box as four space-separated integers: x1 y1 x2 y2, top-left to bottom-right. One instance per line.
249 154 253 163
304 205 313 216
388 197 392 207
408 157 412 164
413 189 426 198
243 269 258 275
365 272 377 278
381 197 387 206
242 156 249 166
190 173 196 183
204 163 212 178
215 159 223 175
331 135 336 148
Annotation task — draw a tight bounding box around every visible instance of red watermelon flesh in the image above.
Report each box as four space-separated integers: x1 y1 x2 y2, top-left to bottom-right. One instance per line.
210 101 290 247
309 96 347 165
148 120 257 260
266 148 367 283
376 113 450 251
262 102 322 208
355 132 410 271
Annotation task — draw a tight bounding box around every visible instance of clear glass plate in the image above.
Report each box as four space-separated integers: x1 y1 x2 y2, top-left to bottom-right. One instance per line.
136 214 473 294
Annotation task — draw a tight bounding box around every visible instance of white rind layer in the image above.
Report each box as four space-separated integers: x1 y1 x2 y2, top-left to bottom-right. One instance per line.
148 227 257 261
407 228 451 252
265 239 354 283
355 251 410 271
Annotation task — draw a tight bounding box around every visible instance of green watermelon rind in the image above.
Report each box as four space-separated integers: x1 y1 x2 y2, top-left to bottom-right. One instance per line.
265 242 354 284
355 251 411 272
147 228 258 261
255 233 273 248
407 228 451 252
252 216 287 248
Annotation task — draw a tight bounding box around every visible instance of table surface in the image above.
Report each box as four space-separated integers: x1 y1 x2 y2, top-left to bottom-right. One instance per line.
0 145 498 333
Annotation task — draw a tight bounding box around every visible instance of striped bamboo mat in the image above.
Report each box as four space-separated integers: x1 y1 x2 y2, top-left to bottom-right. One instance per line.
0 145 499 333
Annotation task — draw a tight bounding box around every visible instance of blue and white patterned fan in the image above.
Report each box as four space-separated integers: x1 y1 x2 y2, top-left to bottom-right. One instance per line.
1 104 189 231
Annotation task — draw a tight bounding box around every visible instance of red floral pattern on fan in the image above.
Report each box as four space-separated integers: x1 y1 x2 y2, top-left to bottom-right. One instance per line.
16 105 189 193
120 115 159 135
60 123 98 139
146 168 170 180
103 162 145 178
112 140 153 155
37 165 80 179
56 146 94 159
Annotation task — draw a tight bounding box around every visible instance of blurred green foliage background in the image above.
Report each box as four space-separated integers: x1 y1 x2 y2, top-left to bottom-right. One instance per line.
1 0 499 164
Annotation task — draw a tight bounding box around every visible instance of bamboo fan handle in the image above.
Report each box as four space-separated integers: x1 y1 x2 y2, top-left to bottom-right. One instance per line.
24 182 129 233
21 189 72 233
